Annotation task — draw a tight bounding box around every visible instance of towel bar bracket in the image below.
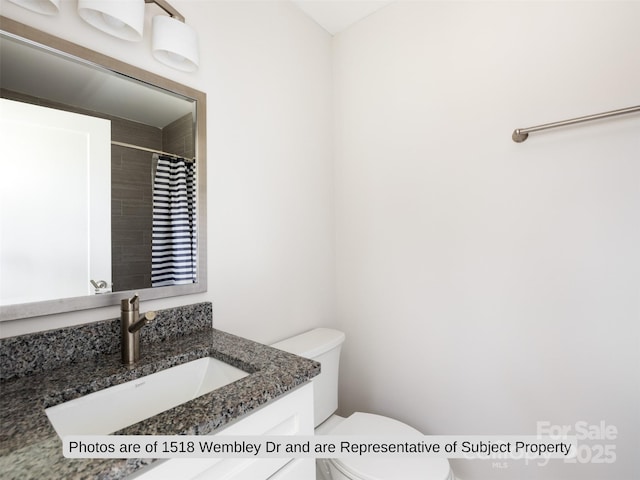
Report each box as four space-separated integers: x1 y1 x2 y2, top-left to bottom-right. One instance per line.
512 129 529 143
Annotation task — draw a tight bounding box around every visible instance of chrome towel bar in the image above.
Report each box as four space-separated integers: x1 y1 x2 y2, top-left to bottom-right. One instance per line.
512 105 640 143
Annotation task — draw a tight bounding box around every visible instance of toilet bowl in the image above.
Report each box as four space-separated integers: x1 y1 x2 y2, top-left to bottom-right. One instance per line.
271 328 456 480
318 412 454 480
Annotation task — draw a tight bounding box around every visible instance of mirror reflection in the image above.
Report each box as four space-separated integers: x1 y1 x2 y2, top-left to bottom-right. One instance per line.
0 19 206 321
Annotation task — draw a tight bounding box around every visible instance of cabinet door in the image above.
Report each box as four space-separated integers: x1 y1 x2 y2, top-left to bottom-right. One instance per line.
131 382 314 480
267 458 315 480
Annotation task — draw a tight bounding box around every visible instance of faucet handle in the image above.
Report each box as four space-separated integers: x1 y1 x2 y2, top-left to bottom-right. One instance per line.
121 294 139 311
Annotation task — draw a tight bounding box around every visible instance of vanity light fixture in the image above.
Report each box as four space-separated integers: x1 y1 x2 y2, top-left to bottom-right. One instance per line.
77 0 145 42
6 0 60 15
148 0 199 72
151 14 198 72
76 0 199 71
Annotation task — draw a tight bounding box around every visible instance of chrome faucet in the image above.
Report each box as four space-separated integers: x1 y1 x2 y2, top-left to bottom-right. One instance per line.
121 294 156 365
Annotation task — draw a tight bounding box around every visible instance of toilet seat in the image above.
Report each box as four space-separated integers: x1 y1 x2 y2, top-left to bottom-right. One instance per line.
327 413 452 480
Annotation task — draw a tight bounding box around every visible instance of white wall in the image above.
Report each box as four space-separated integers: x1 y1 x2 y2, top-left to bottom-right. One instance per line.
0 0 335 342
333 2 639 480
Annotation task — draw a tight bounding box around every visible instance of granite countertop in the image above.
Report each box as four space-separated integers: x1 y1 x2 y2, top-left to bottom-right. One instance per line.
0 319 319 480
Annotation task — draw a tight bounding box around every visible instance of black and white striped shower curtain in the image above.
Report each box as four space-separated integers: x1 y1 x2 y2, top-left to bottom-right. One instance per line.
151 154 197 286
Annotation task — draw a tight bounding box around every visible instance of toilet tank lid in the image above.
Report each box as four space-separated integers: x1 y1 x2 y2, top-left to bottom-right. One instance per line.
271 328 345 358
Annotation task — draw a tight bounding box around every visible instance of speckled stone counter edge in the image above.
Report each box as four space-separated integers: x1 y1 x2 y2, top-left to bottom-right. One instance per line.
0 302 320 480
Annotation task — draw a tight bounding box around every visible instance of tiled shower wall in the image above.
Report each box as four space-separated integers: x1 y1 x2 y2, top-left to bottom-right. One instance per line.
111 113 193 291
110 121 160 292
163 113 195 160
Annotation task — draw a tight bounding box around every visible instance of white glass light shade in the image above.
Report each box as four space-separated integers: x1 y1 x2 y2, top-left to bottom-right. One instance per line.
7 0 60 15
77 0 145 42
151 16 199 72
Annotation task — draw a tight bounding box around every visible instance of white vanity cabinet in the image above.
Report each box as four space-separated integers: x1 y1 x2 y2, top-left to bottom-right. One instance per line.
131 382 315 480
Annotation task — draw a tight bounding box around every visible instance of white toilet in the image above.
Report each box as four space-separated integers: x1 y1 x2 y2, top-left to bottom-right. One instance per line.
271 328 456 480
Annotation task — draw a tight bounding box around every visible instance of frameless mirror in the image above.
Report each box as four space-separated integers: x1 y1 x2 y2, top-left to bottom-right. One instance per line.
0 17 207 321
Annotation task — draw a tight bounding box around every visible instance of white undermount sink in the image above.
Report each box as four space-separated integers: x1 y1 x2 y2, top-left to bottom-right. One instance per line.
45 357 249 437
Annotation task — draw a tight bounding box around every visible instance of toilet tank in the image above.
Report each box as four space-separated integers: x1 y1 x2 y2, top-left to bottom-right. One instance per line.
271 328 345 427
